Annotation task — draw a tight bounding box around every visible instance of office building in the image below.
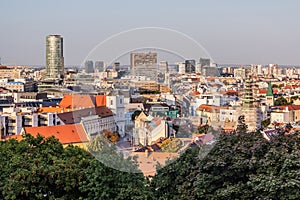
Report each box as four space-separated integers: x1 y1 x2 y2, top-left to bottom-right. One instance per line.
202 63 220 77
185 60 196 73
130 52 157 69
95 61 105 72
132 64 158 81
199 58 210 67
45 35 64 79
84 60 94 73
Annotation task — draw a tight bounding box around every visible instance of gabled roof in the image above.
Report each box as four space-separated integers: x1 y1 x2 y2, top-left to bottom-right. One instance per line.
197 104 227 113
5 124 89 144
58 106 114 124
95 95 106 107
59 95 96 109
135 111 148 122
275 105 300 111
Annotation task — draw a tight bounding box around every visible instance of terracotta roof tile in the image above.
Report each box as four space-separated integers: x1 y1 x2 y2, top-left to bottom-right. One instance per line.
95 95 107 107
59 95 96 109
23 124 88 144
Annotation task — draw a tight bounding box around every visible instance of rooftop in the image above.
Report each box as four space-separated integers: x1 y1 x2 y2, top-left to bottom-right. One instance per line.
5 124 88 145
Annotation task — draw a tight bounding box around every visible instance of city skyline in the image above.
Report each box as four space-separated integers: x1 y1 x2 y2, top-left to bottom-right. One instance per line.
1 0 300 66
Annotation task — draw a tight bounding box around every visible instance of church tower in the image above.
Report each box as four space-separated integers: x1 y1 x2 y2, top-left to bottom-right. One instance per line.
266 82 274 106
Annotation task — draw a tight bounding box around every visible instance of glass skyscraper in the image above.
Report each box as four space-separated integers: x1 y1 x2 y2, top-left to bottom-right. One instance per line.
46 35 64 78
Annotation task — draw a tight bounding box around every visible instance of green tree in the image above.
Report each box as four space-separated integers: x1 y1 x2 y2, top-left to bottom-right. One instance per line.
87 135 140 173
160 138 183 153
82 135 152 199
274 96 290 106
0 134 152 200
131 110 142 121
0 134 92 199
197 124 209 134
261 118 271 129
151 147 200 200
151 131 300 199
236 115 248 133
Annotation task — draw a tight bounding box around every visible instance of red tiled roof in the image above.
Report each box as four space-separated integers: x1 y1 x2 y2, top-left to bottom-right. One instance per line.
197 104 227 112
221 90 240 95
259 89 267 94
59 95 96 109
259 89 278 94
23 124 88 144
95 95 107 107
4 134 23 141
190 91 200 96
274 105 300 111
284 85 294 89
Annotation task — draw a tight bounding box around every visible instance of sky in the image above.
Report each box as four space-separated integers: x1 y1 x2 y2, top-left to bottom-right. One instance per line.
0 0 300 66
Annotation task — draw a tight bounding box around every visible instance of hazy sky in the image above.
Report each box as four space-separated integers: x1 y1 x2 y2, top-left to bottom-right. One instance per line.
1 0 300 65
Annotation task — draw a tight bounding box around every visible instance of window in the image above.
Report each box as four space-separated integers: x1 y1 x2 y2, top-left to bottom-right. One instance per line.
111 100 113 106
120 98 122 104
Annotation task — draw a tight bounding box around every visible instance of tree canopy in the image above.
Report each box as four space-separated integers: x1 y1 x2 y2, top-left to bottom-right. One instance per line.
274 96 291 106
150 131 300 199
1 130 299 199
0 134 151 200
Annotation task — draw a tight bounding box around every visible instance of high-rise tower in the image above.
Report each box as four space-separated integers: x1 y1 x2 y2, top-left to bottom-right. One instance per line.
46 35 64 78
241 75 262 131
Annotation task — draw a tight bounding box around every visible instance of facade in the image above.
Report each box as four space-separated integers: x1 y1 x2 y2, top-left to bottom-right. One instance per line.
106 95 125 137
270 109 291 123
177 62 186 74
270 105 300 123
81 114 116 137
196 104 222 124
241 76 262 131
234 68 246 79
130 52 157 69
202 64 220 77
131 80 159 92
84 60 94 73
46 35 64 78
133 112 171 146
131 64 158 81
0 65 22 79
199 58 210 68
185 60 196 73
219 107 238 122
5 81 36 92
0 107 59 137
95 61 105 72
